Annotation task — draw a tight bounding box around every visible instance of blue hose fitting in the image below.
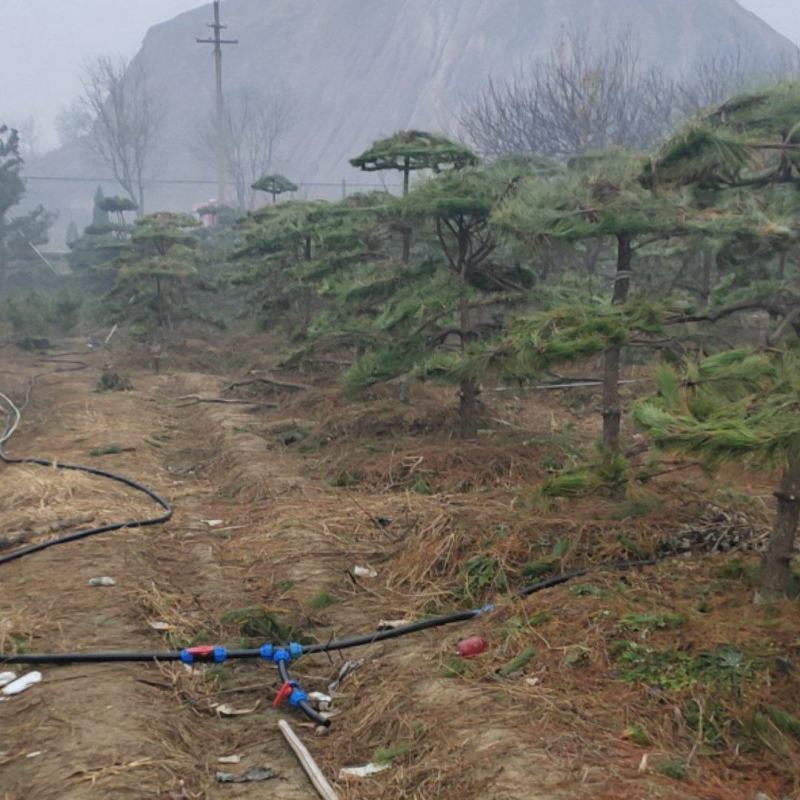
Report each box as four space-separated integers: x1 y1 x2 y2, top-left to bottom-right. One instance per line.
289 642 303 659
272 647 291 663
289 686 309 708
259 643 274 660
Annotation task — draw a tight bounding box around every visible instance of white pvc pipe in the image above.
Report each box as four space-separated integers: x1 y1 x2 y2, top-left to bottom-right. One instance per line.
278 719 339 800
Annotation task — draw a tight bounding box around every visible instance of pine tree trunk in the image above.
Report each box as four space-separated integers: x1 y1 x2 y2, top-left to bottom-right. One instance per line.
758 454 800 597
458 290 477 439
602 233 632 456
700 249 714 307
602 345 621 454
156 276 165 328
460 376 478 439
401 158 411 263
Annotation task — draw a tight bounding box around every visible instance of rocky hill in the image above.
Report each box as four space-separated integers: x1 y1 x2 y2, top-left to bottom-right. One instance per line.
26 0 798 237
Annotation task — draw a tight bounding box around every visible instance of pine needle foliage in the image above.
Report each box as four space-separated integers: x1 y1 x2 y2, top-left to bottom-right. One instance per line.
635 348 800 467
251 173 298 196
350 130 479 175
645 81 800 190
496 148 685 243
113 212 200 331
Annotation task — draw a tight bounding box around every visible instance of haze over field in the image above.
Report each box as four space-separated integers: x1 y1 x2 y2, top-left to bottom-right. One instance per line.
3 0 800 151
4 3 800 798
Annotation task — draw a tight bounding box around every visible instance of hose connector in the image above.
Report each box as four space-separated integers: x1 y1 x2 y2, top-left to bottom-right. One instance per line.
180 645 227 665
289 686 308 708
259 643 274 660
289 642 303 659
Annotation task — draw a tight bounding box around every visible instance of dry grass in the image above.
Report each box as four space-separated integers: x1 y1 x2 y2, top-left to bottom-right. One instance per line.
3 348 798 800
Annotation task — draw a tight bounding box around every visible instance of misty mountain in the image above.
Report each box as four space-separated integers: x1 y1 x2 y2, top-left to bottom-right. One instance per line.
26 0 799 238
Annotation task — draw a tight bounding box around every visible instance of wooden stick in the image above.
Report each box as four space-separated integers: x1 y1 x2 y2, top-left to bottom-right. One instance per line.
225 373 311 393
175 395 277 408
278 719 339 800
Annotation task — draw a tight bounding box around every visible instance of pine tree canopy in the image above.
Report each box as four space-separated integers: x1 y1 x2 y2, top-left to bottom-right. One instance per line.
483 298 676 381
401 164 512 220
635 347 800 468
99 196 138 213
496 149 685 243
644 81 800 190
0 126 24 216
350 130 479 173
131 213 199 255
251 174 299 194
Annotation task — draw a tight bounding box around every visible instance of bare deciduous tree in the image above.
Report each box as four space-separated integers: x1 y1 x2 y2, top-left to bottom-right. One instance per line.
73 56 162 212
677 47 800 116
458 31 799 162
458 31 677 161
12 116 40 160
196 84 296 209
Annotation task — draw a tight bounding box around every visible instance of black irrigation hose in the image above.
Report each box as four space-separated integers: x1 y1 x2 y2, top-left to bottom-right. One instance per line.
0 562 659 665
276 659 331 727
515 558 658 597
0 360 173 566
302 607 485 654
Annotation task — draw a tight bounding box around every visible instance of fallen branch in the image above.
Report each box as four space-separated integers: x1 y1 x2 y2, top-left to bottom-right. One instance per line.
176 395 277 409
225 373 311 393
1 514 95 550
278 719 339 800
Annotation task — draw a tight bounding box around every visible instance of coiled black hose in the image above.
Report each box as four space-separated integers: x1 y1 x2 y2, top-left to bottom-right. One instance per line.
0 360 173 566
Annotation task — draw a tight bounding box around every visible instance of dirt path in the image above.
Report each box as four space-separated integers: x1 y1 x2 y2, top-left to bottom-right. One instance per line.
1 353 604 800
0 356 320 799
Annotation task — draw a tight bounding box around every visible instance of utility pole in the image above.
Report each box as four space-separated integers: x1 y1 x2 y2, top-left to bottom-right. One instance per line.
197 0 238 205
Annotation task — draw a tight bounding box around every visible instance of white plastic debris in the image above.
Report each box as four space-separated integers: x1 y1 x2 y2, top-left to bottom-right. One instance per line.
338 763 391 779
353 566 378 578
328 659 363 694
26 751 43 758
377 618 413 630
2 671 42 696
214 702 259 716
0 671 17 688
308 691 332 710
88 576 116 586
217 755 242 764
147 620 174 631
205 519 224 527
215 766 274 783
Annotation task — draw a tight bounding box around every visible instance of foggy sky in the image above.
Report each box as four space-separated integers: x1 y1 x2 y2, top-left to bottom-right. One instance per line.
2 0 799 153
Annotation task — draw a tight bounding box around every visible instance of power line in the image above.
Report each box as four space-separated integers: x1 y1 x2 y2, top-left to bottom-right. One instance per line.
23 175 402 189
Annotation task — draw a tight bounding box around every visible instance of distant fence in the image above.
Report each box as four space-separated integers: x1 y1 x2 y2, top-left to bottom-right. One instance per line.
24 174 403 199
23 174 403 246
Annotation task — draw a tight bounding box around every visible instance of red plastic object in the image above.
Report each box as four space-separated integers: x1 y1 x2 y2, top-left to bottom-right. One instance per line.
457 636 488 658
273 681 293 708
186 645 216 660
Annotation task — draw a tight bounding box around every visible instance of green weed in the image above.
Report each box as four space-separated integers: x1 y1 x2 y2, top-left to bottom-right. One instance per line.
309 591 340 610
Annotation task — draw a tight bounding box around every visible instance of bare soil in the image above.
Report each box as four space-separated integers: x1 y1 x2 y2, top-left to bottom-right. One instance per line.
1 344 799 800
